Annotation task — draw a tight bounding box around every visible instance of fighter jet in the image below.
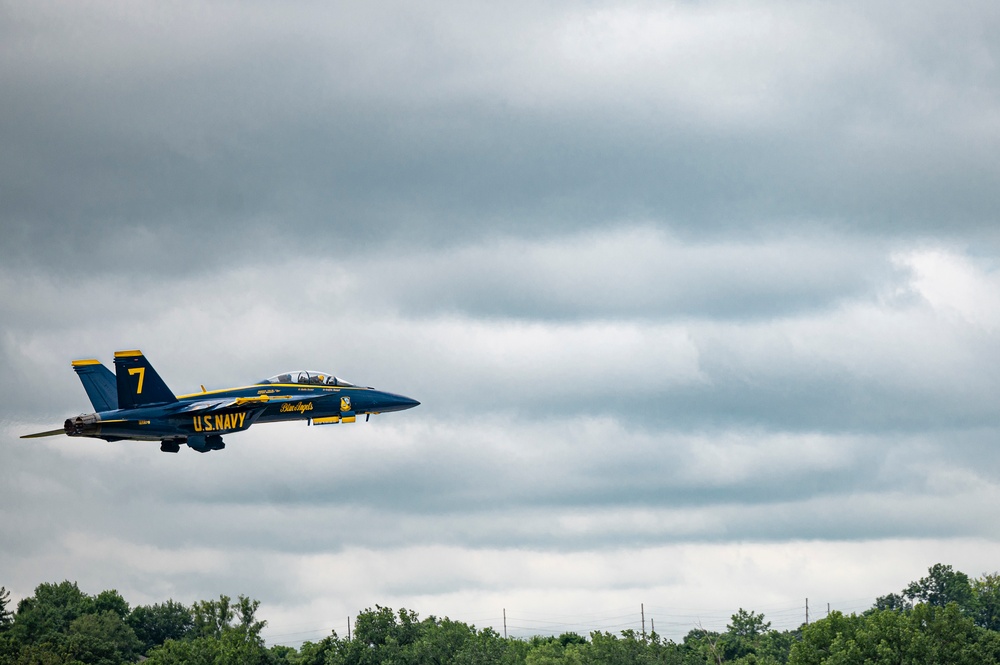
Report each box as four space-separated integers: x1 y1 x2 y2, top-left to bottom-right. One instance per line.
21 350 419 453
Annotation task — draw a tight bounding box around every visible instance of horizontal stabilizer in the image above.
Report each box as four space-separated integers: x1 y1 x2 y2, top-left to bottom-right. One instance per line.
21 428 66 439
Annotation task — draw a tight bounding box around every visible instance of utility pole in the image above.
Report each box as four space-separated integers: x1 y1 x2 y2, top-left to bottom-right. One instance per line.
651 618 655 636
641 603 646 639
805 599 809 626
348 617 351 640
827 603 830 617
503 608 507 639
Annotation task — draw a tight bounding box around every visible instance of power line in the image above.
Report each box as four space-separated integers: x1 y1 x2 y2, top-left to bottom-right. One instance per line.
263 595 880 647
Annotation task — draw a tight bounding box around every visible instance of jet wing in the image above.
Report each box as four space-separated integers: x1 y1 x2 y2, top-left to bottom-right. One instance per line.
174 394 322 414
174 399 247 413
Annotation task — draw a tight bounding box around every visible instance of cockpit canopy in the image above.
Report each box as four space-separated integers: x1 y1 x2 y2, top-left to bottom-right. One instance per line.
258 371 355 387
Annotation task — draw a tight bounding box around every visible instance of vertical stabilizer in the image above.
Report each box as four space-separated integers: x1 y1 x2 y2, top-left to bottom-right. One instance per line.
72 359 118 412
113 350 178 409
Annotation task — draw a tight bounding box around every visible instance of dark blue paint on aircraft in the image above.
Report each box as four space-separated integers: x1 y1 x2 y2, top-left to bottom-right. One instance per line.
22 350 419 453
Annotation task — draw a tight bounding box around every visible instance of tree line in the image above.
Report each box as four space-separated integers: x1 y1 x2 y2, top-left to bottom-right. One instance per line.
2 563 1000 664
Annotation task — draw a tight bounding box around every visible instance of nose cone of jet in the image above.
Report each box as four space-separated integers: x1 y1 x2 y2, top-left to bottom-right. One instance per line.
398 395 420 410
378 392 421 412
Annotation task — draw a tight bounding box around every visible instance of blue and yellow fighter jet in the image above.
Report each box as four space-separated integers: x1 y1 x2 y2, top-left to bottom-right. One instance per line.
21 350 419 453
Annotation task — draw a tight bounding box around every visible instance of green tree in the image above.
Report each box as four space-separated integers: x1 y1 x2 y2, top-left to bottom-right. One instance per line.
727 609 771 640
127 599 194 654
904 563 975 611
7 642 66 664
453 626 527 665
870 592 911 613
788 611 860 665
192 594 235 640
558 633 587 648
337 605 424 665
9 581 95 647
218 595 269 665
720 609 777 662
143 635 220 665
407 616 474 664
354 605 421 650
145 594 269 665
582 630 674 665
525 638 583 665
0 587 12 631
92 590 129 620
679 627 726 665
292 634 338 665
825 607 915 665
974 629 1000 663
974 572 1000 631
735 630 794 665
791 602 1000 665
65 610 142 665
267 643 298 663
826 604 989 665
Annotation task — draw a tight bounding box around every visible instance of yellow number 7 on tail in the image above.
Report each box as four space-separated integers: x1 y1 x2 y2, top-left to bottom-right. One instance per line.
128 367 145 394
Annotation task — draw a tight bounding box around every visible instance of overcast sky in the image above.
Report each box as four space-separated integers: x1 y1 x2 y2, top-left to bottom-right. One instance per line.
3 0 1000 646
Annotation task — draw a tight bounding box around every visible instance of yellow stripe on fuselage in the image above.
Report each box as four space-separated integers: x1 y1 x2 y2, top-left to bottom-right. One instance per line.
175 383 363 400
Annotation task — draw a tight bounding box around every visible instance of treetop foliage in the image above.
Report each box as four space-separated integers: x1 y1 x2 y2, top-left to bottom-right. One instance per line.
3 563 1000 664
903 563 974 609
0 588 12 632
